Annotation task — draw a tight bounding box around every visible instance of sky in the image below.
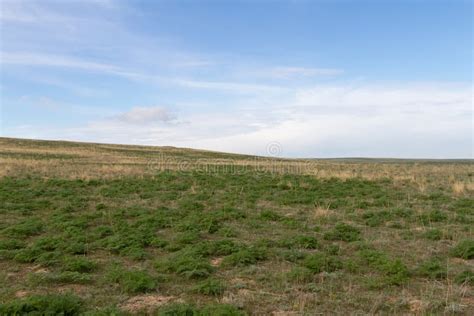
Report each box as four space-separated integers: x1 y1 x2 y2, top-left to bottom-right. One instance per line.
0 0 472 158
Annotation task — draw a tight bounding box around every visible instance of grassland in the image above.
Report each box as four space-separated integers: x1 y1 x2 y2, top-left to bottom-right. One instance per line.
0 137 473 315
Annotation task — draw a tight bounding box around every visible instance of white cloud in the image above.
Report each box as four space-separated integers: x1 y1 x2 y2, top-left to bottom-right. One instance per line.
294 83 471 112
0 0 118 23
171 79 286 94
115 106 175 125
242 66 343 80
269 66 343 79
1 52 288 95
1 52 121 73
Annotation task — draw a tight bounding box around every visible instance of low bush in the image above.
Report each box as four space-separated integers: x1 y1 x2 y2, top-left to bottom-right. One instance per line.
158 250 214 279
2 219 43 238
156 303 245 316
358 249 410 285
287 267 314 283
0 239 26 250
106 266 157 293
204 239 242 256
29 271 92 285
62 256 97 273
325 244 341 255
450 240 474 259
362 210 393 227
422 229 443 241
0 293 83 315
380 259 410 285
303 253 343 273
417 258 447 279
324 223 362 242
222 246 267 267
454 270 474 285
193 278 226 296
279 235 319 249
281 249 307 262
419 210 447 224
259 210 282 221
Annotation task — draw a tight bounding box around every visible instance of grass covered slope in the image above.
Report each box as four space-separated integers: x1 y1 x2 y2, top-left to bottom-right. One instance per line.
0 138 473 315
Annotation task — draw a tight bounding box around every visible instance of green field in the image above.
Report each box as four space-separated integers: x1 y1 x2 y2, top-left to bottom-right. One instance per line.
0 138 473 315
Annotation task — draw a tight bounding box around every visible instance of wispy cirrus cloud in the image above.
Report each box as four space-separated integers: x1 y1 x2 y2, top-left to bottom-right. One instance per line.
1 52 120 73
0 0 119 23
0 51 290 95
266 66 344 79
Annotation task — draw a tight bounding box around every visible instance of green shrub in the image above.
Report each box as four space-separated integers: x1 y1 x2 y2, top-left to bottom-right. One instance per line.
358 249 387 266
33 236 62 251
36 251 64 266
344 259 360 273
419 210 447 224
0 239 25 250
177 213 221 234
64 241 88 255
62 256 97 273
156 303 245 316
158 250 214 279
107 266 157 293
417 258 447 279
150 237 168 249
279 235 319 249
193 278 226 296
259 210 282 221
303 253 343 273
166 231 201 252
95 203 107 210
362 210 392 227
325 244 341 255
0 293 83 315
13 247 63 265
450 240 474 259
0 249 15 260
358 249 410 285
117 246 147 260
91 225 113 239
454 270 474 285
287 267 314 283
218 227 238 237
281 249 307 262
324 223 362 242
392 208 413 218
204 239 242 256
82 306 126 316
222 246 267 267
12 248 42 263
2 219 43 237
199 304 245 315
423 229 443 241
281 217 303 229
381 259 410 285
30 271 92 285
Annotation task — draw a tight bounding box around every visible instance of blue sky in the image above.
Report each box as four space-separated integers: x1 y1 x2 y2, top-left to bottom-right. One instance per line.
0 0 472 158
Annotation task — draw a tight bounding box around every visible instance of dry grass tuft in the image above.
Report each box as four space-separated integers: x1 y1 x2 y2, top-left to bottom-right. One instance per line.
313 203 333 219
452 182 466 196
120 294 176 313
452 181 474 196
409 299 429 314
